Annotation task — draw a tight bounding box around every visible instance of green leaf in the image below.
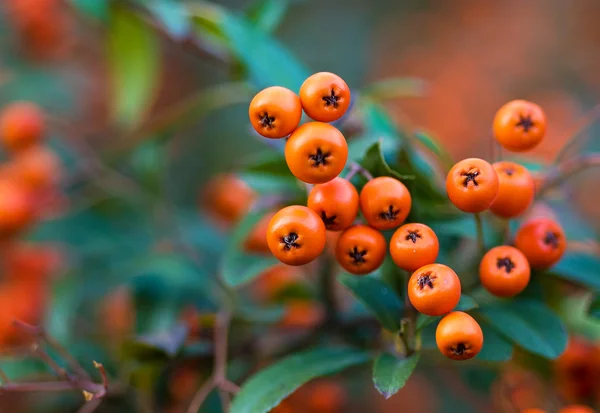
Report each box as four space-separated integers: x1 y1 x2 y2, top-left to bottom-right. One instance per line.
221 209 279 287
108 5 160 129
372 352 420 399
339 273 403 332
230 347 370 413
124 323 188 360
362 77 428 101
475 320 514 362
476 299 567 359
412 130 454 170
550 252 600 290
360 140 414 181
70 0 109 20
190 3 309 90
416 294 478 330
588 294 600 320
148 1 191 40
245 0 290 33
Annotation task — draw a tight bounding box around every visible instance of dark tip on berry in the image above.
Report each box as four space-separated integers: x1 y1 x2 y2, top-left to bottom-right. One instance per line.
543 231 560 249
516 114 535 133
417 272 436 290
320 211 337 228
405 230 422 244
503 168 515 177
281 232 300 251
451 342 467 356
379 205 400 221
309 148 332 167
461 170 480 187
322 89 340 108
496 256 515 273
349 246 367 265
259 112 275 129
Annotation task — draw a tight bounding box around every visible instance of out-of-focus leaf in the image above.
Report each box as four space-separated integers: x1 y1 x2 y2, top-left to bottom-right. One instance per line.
339 273 403 332
124 323 188 360
236 303 287 324
372 352 420 399
477 299 567 359
240 150 305 195
221 209 279 287
550 252 600 290
148 1 191 40
190 3 309 90
430 215 500 246
70 0 109 20
245 0 290 33
475 320 514 362
588 294 600 320
416 294 478 330
360 140 414 181
108 5 159 130
412 130 454 170
362 77 428 101
230 347 370 413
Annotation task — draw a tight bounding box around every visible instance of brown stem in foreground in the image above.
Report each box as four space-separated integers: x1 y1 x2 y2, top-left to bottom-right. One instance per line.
536 153 600 199
344 161 374 181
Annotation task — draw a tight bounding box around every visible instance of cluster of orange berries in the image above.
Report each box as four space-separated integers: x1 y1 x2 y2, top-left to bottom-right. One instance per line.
249 77 569 362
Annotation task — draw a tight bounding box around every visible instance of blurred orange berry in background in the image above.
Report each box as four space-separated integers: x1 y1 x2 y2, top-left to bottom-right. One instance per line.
251 264 304 303
0 102 45 153
0 280 48 347
201 174 256 225
558 406 597 413
3 146 63 192
1 242 64 282
100 286 136 340
521 410 548 413
0 177 36 236
244 211 276 254
279 300 324 330
554 336 600 403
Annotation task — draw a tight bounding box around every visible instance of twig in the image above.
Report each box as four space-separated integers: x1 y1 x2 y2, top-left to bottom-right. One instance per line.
32 345 70 381
344 161 374 181
554 103 600 162
536 153 600 199
220 380 240 394
185 377 216 413
0 380 105 395
474 213 485 255
76 399 102 413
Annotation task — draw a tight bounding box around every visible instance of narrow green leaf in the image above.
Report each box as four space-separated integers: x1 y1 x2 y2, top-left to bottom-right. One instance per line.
477 299 567 359
148 1 191 40
108 5 160 129
475 320 514 362
221 209 279 287
71 0 109 20
230 347 370 413
416 294 478 330
372 352 420 399
339 273 403 332
245 0 290 33
550 252 600 290
360 140 414 181
124 323 188 360
362 77 428 101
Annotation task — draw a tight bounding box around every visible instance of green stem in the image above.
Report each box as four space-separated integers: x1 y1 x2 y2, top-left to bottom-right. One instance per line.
474 213 485 255
319 254 338 325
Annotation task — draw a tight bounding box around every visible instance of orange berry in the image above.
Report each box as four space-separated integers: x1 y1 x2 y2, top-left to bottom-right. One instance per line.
299 72 351 122
493 100 546 152
359 176 411 230
408 263 461 316
249 86 302 139
307 177 359 231
280 300 325 329
490 161 535 218
446 158 499 213
515 218 566 269
0 102 44 152
390 223 439 272
3 146 62 191
285 122 348 184
0 178 35 235
335 225 386 275
436 311 483 361
251 264 303 303
267 206 326 266
521 410 548 413
305 380 346 413
558 406 596 413
555 336 600 402
244 211 276 254
201 174 256 224
479 246 530 297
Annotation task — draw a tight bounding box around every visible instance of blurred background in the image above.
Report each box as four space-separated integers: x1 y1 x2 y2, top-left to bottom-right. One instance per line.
0 0 599 412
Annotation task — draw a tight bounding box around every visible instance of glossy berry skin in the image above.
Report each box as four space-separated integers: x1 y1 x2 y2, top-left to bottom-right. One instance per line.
0 102 45 153
267 205 326 266
359 176 411 231
0 178 35 235
446 158 499 213
515 218 566 269
493 100 546 152
480 246 530 297
408 263 461 316
299 72 351 122
285 122 348 184
557 406 596 413
249 86 302 139
390 223 439 272
307 177 358 231
335 225 386 275
490 161 535 218
436 311 483 361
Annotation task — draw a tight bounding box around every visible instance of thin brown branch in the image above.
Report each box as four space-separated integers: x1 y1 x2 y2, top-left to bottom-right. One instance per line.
93 361 108 391
77 399 102 413
32 346 70 380
185 377 216 413
344 161 374 181
213 312 232 384
219 380 240 394
0 380 104 395
536 153 600 199
555 103 600 162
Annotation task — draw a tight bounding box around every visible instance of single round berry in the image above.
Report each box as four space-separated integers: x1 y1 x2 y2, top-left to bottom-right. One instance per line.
307 177 358 231
408 263 461 316
299 72 351 122
490 161 535 218
446 158 499 213
436 311 483 361
359 176 412 231
335 225 386 275
493 100 546 152
249 86 302 139
390 223 439 272
479 245 530 297
514 218 566 269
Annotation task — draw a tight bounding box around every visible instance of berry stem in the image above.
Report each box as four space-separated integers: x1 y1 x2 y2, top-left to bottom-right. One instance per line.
537 153 600 199
502 219 511 244
344 161 374 182
474 213 485 256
